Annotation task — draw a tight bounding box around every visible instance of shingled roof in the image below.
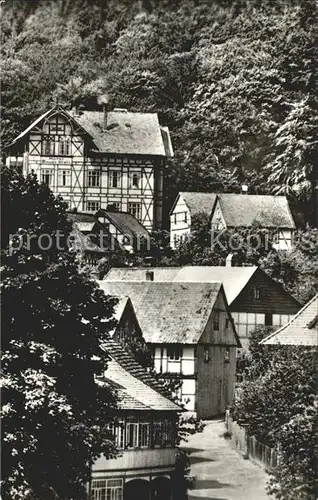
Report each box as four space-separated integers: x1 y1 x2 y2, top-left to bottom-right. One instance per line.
70 109 172 157
260 294 318 346
170 192 217 216
101 210 150 238
104 266 257 305
215 194 295 229
98 281 223 344
7 107 173 157
103 339 181 411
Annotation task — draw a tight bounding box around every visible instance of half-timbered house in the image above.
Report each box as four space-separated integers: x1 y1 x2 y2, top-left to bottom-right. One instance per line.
5 105 173 231
98 281 241 419
210 193 296 250
91 339 182 500
169 191 296 250
169 192 216 249
104 266 301 352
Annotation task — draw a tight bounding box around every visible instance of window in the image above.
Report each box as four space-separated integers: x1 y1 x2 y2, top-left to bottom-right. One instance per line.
225 318 229 329
128 202 141 221
91 479 123 500
86 200 100 212
204 346 209 363
167 345 182 360
213 311 220 330
173 234 178 247
138 423 150 448
232 312 265 338
58 137 71 156
224 347 230 363
273 314 293 327
153 422 163 447
130 172 141 188
174 213 177 224
88 170 100 187
114 420 125 449
184 212 188 223
126 422 139 448
58 170 71 187
109 170 121 188
42 136 55 156
41 169 54 186
253 288 260 300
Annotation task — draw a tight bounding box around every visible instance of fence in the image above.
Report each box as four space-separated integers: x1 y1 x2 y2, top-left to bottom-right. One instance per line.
225 410 278 469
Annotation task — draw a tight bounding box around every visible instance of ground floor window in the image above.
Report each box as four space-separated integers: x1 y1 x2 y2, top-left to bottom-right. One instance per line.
231 312 265 337
90 478 123 500
86 200 100 212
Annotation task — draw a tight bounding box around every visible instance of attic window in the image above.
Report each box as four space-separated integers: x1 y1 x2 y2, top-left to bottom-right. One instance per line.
213 311 220 331
253 288 261 300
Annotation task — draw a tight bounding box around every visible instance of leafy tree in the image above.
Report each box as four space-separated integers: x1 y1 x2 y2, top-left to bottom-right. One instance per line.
232 327 317 499
1 167 119 500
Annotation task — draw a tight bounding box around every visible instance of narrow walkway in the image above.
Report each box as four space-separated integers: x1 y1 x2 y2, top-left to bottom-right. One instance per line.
181 419 272 500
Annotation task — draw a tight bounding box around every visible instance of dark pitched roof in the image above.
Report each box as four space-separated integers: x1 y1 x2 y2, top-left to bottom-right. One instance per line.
100 210 149 238
104 266 257 305
98 281 223 344
170 192 217 216
215 194 295 229
103 339 181 411
7 107 173 157
260 294 318 346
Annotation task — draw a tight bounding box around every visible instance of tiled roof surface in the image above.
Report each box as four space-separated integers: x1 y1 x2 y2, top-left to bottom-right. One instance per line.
103 339 181 411
8 107 172 158
70 109 169 156
217 194 295 229
98 281 222 344
67 212 97 224
103 211 149 238
261 294 318 346
105 267 180 281
175 192 217 217
104 266 257 305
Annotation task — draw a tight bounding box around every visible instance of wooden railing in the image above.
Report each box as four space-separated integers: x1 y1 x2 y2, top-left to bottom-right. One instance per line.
225 410 278 469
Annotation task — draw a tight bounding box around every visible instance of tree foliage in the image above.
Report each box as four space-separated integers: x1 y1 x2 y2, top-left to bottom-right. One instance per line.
1 0 317 224
232 329 317 500
1 167 119 500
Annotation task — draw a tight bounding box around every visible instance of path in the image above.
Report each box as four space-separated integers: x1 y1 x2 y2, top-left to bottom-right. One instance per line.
181 419 272 500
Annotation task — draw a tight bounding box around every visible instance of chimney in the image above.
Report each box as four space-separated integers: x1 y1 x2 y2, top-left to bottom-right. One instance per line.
146 270 154 281
97 94 109 132
241 184 248 194
226 253 233 267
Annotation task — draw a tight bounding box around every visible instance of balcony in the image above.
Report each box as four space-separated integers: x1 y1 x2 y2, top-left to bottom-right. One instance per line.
92 447 176 474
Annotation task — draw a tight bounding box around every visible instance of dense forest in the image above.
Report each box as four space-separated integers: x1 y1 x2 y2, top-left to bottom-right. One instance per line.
1 0 317 225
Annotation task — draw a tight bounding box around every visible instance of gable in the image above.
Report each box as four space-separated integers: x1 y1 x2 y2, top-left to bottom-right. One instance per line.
200 288 241 347
230 268 301 314
210 198 226 229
